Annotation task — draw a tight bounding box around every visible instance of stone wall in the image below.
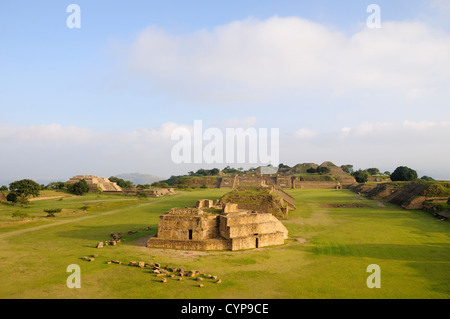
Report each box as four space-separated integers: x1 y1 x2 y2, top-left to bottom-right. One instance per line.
292 181 340 189
183 174 354 189
219 177 233 188
147 238 231 250
276 176 292 188
156 212 219 241
0 192 6 202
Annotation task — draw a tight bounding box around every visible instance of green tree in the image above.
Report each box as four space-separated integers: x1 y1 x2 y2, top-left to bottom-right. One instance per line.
68 179 90 195
44 208 62 217
420 176 434 181
341 165 354 174
6 192 19 203
210 168 220 176
9 179 41 201
46 182 65 190
352 169 370 183
137 192 148 199
112 178 133 188
366 168 380 176
390 166 418 182
0 185 8 192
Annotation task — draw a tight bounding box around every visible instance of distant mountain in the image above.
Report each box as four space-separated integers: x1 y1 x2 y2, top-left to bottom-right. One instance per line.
112 173 164 185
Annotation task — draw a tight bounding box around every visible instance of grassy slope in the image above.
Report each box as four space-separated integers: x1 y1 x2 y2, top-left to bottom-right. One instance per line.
0 189 448 299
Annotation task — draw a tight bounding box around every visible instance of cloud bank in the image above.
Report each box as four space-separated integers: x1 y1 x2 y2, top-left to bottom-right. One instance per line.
128 16 450 107
1 119 449 185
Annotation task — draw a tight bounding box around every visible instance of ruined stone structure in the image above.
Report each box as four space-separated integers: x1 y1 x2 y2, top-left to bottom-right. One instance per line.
122 188 176 197
68 175 123 193
218 186 295 219
181 162 357 190
147 200 288 251
0 192 6 202
184 174 355 190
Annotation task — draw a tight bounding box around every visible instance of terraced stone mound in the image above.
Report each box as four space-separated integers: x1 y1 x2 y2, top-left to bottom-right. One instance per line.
350 182 450 219
68 175 122 193
217 186 294 219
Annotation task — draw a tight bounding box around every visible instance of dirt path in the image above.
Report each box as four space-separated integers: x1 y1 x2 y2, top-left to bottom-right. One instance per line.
29 195 72 201
0 194 184 241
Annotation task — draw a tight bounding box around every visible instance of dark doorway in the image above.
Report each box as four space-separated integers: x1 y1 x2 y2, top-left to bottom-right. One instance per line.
255 238 259 248
189 230 193 240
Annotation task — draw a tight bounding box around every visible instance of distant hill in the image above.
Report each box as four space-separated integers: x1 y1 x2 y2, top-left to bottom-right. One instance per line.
113 173 164 185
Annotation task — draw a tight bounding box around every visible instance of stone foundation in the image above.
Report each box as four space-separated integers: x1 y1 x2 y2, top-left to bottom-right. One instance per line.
147 202 289 251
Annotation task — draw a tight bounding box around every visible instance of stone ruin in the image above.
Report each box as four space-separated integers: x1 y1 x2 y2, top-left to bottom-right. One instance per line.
147 199 288 251
0 192 6 202
68 175 123 193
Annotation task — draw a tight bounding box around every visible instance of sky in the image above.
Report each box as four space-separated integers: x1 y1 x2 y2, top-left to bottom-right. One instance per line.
0 0 450 184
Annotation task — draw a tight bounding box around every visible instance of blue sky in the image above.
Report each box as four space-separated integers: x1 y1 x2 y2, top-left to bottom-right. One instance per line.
1 0 450 183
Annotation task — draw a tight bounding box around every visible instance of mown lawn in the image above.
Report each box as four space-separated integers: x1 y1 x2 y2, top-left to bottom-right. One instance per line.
0 188 448 299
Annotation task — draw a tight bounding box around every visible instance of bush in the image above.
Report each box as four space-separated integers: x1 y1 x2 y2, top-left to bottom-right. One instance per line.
151 182 170 188
6 192 19 203
68 179 90 195
390 166 418 182
80 206 89 211
44 208 62 217
11 211 30 220
367 168 380 176
137 192 148 199
352 170 370 183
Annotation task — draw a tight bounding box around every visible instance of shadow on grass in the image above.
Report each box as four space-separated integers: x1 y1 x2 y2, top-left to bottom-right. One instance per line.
405 261 450 296
313 242 450 262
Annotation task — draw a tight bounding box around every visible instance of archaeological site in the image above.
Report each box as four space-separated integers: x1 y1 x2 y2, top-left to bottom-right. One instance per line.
147 196 289 251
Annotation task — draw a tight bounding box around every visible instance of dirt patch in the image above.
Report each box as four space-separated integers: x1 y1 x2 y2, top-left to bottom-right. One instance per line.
319 203 370 208
29 196 69 201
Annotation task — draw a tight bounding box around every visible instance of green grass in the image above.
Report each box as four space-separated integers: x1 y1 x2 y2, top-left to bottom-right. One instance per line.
0 188 448 299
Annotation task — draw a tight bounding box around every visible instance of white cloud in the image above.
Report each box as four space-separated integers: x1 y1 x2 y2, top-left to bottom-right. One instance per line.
286 120 450 179
128 16 450 105
294 128 317 138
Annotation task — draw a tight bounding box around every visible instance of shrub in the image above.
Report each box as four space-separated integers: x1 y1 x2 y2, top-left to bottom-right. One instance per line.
390 166 418 181
11 211 30 220
68 179 90 195
44 208 62 217
137 192 148 199
6 192 19 203
352 169 370 183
